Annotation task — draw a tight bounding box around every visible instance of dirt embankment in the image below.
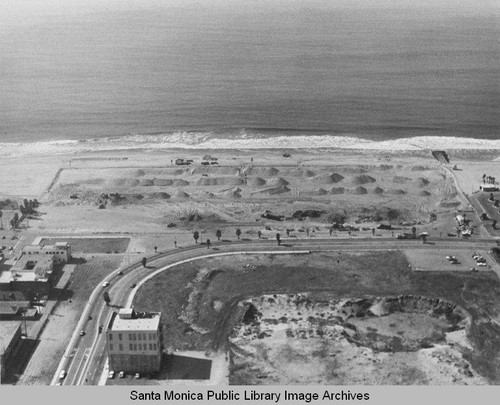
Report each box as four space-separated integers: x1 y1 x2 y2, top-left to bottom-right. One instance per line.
228 294 483 385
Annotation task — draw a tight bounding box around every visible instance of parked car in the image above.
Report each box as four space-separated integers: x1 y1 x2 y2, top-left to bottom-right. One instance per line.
80 330 85 336
478 262 487 267
118 371 125 378
135 373 140 379
102 281 110 288
59 370 67 380
108 370 115 379
446 256 457 261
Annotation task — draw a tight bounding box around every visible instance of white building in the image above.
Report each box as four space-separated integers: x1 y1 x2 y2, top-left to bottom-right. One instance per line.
106 308 162 374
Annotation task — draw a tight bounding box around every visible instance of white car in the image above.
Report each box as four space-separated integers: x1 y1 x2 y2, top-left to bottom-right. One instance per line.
135 373 140 379
478 262 487 267
59 370 67 380
118 371 124 378
102 281 110 288
446 256 457 261
108 370 115 379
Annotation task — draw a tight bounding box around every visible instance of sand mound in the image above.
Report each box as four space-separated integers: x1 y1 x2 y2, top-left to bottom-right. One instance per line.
173 190 190 199
257 186 291 195
311 188 328 195
350 186 368 195
415 178 430 188
247 177 267 186
191 166 240 176
312 173 344 184
378 164 393 171
199 191 215 199
350 175 376 185
149 192 170 199
386 189 406 195
329 187 345 195
139 179 154 186
266 177 289 186
172 179 190 187
415 200 433 213
415 177 430 187
152 178 174 186
242 167 280 176
218 189 242 199
372 187 385 194
134 169 146 177
196 177 243 186
287 169 316 177
110 178 140 187
393 176 410 184
411 165 428 171
418 190 432 197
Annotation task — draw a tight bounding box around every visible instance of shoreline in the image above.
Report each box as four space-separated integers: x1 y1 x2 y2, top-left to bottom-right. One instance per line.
0 134 499 158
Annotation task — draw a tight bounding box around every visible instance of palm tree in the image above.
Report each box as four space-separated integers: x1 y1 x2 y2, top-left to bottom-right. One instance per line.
216 229 222 241
236 228 241 240
193 231 199 244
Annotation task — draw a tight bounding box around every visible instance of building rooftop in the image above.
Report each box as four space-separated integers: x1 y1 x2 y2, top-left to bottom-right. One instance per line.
109 309 161 332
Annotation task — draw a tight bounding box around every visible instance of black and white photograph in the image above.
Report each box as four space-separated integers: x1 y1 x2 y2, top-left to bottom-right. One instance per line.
0 0 499 399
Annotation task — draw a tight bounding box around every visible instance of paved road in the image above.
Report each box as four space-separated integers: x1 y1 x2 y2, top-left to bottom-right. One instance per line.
52 236 499 386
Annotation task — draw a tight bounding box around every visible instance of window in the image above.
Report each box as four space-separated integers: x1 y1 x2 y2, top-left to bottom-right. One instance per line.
133 344 137 351
138 334 142 341
153 344 157 350
138 344 142 350
118 334 122 341
129 334 133 340
129 344 133 351
109 344 114 351
109 334 113 341
149 344 153 350
119 344 123 351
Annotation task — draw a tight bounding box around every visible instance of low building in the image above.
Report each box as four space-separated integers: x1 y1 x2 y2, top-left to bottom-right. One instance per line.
0 242 71 298
106 308 162 374
23 242 71 263
0 322 23 384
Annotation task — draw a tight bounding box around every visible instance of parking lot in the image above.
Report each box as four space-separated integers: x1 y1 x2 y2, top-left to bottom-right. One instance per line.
404 249 495 272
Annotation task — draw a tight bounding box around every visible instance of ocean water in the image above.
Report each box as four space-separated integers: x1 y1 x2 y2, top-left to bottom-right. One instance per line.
0 3 498 145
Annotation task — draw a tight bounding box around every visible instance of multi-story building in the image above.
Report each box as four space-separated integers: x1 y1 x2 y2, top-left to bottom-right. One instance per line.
0 322 23 384
106 308 162 374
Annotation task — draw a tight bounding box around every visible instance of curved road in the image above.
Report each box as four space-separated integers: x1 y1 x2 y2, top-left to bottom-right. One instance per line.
51 236 499 385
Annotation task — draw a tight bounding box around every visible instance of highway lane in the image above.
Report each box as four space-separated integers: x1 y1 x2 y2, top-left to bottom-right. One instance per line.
52 236 499 385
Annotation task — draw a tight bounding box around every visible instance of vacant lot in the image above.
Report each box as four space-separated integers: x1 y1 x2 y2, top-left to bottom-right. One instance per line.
40 237 130 253
134 250 500 384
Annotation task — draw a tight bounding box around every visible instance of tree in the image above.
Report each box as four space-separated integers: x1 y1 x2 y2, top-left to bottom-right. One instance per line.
493 220 498 230
206 239 211 249
103 291 110 306
0 210 2 229
193 231 199 244
216 229 222 241
236 228 241 240
142 257 147 267
257 230 262 239
411 227 416 238
276 233 281 246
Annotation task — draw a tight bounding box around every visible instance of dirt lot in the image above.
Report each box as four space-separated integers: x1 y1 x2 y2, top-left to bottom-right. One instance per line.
134 251 500 385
